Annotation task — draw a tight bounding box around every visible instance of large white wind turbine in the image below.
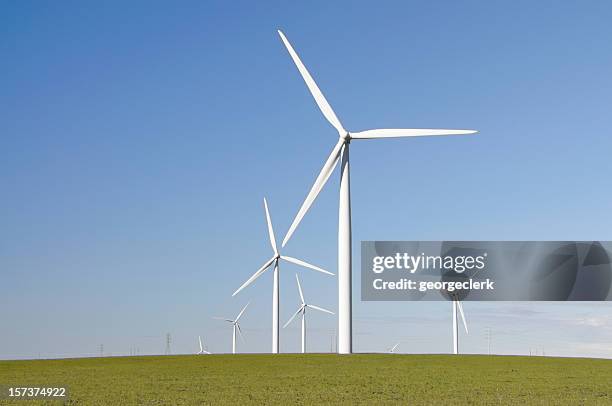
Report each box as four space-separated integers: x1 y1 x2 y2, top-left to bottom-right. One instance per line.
197 336 211 354
232 198 333 354
283 274 334 353
277 30 478 354
452 298 469 354
214 302 249 354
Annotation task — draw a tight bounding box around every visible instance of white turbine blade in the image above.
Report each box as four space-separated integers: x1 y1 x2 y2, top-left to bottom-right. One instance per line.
277 30 345 134
391 343 400 352
283 306 304 328
281 139 344 247
235 302 250 322
203 350 211 354
232 256 276 296
295 274 305 304
236 323 246 343
263 198 278 255
281 255 333 276
308 304 334 315
213 317 234 323
351 129 477 139
457 301 468 334
199 336 203 352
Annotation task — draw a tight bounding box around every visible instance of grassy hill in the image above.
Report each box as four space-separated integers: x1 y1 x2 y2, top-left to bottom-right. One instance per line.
1 354 611 405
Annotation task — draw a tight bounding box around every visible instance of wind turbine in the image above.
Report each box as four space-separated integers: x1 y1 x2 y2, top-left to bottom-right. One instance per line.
214 302 249 354
388 342 401 354
283 274 334 353
197 336 211 354
452 298 469 354
232 198 333 354
276 30 477 354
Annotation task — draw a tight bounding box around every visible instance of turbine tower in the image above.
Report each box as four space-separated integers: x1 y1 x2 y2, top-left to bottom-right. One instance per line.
452 298 469 354
283 274 334 353
277 30 478 354
232 198 333 354
214 302 249 354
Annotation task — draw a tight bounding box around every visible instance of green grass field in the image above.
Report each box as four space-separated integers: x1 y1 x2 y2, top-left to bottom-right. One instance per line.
1 354 611 405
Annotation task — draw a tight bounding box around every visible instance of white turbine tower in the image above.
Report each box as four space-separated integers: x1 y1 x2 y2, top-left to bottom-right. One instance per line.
214 302 249 354
388 342 400 354
197 336 211 354
277 30 478 354
452 298 469 354
232 198 333 354
283 274 334 353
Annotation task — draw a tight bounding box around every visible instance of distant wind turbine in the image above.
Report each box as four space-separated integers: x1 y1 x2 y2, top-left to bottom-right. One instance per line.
283 274 334 353
197 336 211 355
232 198 333 354
214 302 249 354
388 342 401 354
276 30 478 354
452 298 469 354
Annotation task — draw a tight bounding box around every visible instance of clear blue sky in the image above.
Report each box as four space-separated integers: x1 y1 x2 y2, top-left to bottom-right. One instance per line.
1 1 612 359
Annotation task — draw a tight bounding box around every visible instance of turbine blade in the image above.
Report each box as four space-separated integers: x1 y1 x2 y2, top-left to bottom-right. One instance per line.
308 304 335 315
457 301 468 334
281 139 344 247
277 30 345 134
235 302 250 322
199 336 203 352
213 317 234 323
295 274 305 304
283 306 304 328
263 198 278 255
236 323 246 343
232 257 276 296
281 255 333 276
351 129 478 139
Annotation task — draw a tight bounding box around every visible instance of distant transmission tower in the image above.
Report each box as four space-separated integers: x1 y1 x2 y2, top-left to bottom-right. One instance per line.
165 333 172 355
99 344 104 357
